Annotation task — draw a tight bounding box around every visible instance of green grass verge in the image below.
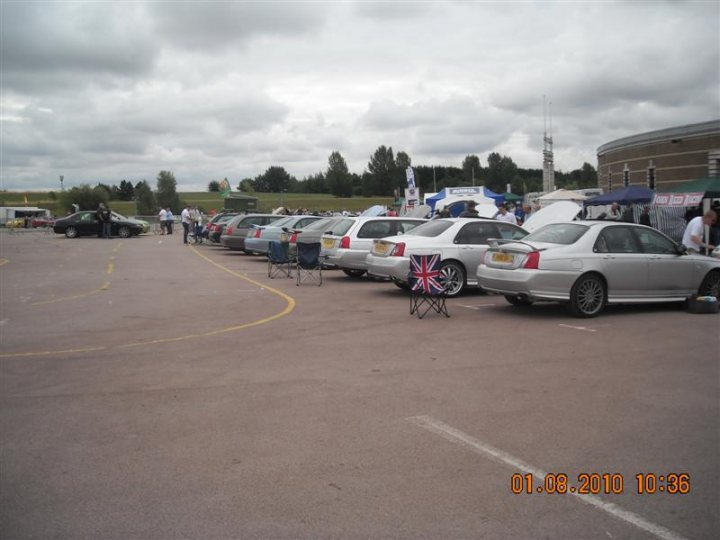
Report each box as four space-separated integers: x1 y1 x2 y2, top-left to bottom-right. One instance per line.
1 191 394 216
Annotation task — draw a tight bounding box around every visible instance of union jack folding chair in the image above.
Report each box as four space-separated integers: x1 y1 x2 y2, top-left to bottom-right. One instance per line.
268 241 292 279
296 242 324 286
408 253 450 319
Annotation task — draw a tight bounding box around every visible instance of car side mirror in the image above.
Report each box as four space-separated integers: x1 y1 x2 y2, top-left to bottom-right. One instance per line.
676 244 688 255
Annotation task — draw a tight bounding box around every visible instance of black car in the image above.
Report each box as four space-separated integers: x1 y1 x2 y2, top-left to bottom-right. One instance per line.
53 211 143 238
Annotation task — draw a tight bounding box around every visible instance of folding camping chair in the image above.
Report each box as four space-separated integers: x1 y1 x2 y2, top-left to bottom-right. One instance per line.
296 242 324 286
267 241 292 279
408 253 450 319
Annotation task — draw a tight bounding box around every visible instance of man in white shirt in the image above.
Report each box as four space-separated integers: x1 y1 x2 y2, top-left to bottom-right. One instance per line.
606 202 622 220
158 208 167 235
682 210 717 254
495 204 518 225
181 205 192 244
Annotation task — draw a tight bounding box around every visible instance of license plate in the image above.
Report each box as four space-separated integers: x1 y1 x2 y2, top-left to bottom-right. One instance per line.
492 253 514 264
322 238 335 249
373 242 389 255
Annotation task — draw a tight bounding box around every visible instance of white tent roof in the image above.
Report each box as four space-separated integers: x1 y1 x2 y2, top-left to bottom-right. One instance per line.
538 189 588 201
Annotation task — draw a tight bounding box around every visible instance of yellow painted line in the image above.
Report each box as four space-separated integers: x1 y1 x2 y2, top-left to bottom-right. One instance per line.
31 244 122 306
0 258 9 267
31 282 110 306
2 245 295 357
0 346 106 358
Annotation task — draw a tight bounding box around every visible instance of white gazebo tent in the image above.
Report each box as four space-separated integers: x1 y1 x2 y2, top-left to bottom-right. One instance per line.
537 189 588 207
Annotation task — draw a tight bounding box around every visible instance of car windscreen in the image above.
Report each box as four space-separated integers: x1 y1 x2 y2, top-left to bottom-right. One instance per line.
402 220 453 237
524 223 589 244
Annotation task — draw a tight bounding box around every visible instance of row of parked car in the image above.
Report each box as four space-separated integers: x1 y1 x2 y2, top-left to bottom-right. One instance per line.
205 206 720 318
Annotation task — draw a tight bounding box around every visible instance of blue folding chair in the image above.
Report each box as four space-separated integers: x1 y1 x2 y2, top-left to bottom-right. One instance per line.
296 242 324 286
408 253 450 318
268 241 292 279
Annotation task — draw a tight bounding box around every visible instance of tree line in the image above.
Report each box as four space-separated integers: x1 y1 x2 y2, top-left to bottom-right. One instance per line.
55 148 598 214
208 148 598 198
56 171 182 215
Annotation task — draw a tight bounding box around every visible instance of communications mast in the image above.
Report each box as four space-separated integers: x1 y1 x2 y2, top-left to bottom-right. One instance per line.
542 96 555 193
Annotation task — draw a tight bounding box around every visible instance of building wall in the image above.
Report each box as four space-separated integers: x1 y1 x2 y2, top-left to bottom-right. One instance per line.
597 121 720 192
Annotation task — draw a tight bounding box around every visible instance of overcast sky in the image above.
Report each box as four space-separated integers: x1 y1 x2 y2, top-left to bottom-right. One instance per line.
1 0 718 192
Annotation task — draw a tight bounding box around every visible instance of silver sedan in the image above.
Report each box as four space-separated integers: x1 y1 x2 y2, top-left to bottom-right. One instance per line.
477 221 720 317
365 218 528 296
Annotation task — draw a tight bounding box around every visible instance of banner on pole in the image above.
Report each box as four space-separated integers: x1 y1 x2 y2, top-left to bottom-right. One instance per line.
406 167 416 189
653 192 703 207
219 179 232 199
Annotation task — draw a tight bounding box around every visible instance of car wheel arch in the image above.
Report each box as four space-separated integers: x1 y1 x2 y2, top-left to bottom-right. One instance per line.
568 271 608 318
698 269 720 298
439 258 467 296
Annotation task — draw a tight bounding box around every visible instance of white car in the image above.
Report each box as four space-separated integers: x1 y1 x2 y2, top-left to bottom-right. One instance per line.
321 216 427 277
365 218 528 296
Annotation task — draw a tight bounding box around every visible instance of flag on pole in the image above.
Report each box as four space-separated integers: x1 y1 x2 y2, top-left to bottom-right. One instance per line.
219 179 231 199
406 167 416 189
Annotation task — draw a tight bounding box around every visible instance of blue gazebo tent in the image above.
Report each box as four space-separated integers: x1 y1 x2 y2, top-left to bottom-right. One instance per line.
584 186 655 206
425 186 504 210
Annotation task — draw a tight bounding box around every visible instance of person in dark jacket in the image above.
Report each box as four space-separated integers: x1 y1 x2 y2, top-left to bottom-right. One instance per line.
639 206 652 227
97 203 112 238
458 200 479 218
620 202 635 223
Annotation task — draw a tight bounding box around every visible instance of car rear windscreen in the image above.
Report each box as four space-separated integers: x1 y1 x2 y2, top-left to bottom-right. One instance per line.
524 223 589 244
403 220 454 237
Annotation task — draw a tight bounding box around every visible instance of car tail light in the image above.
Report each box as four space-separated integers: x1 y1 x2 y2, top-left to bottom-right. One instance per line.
391 242 406 257
523 251 540 269
290 233 298 243
226 226 233 235
340 236 350 249
254 228 262 238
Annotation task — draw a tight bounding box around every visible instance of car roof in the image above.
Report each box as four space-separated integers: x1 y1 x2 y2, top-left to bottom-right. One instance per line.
349 216 426 222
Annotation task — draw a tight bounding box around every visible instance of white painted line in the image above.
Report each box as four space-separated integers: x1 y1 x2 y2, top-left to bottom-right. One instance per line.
459 304 500 310
559 323 597 333
407 415 688 540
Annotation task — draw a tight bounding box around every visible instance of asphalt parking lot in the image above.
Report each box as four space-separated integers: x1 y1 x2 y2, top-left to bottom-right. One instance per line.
1 230 718 540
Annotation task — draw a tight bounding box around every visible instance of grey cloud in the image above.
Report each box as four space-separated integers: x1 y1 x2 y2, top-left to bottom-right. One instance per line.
148 2 325 51
361 96 518 156
353 1 432 20
0 2 158 94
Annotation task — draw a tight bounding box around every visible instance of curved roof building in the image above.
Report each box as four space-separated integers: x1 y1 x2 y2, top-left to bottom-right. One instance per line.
597 120 720 192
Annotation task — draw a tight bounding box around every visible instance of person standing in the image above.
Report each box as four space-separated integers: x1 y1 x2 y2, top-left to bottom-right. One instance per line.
166 208 174 235
96 202 106 238
100 203 112 239
681 210 717 254
639 206 652 227
181 205 192 245
607 202 622 220
621 202 635 223
496 204 518 225
158 207 167 235
458 200 479 218
193 207 204 244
